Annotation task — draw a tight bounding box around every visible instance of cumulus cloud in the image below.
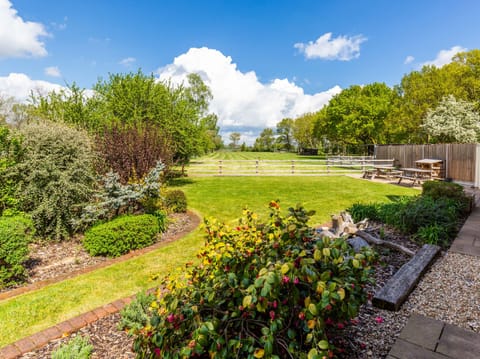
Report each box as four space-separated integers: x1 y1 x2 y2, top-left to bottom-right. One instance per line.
44 66 61 78
294 32 366 61
0 73 63 102
156 47 341 143
119 57 136 67
404 55 415 64
421 46 467 68
0 0 49 58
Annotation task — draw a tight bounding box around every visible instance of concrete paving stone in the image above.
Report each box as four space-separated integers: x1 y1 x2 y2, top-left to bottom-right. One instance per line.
0 344 22 359
399 314 444 350
13 338 36 354
389 339 449 359
436 324 480 359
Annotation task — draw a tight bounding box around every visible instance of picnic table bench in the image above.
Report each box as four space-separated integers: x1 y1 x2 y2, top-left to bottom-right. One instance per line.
363 166 402 180
397 168 432 186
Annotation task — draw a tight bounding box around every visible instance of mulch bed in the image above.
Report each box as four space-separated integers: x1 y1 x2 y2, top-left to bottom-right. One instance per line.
15 220 426 359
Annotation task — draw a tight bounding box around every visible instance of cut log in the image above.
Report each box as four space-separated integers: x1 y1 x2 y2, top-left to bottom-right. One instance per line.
356 230 415 257
372 244 441 311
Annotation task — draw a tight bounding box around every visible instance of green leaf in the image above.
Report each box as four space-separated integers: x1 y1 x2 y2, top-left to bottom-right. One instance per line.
307 348 318 359
308 303 317 315
281 263 290 274
318 340 329 350
243 295 252 308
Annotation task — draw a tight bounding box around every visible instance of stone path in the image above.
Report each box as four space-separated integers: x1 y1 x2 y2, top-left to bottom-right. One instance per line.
388 198 480 359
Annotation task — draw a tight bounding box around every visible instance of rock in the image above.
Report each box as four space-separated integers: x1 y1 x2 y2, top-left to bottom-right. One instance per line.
348 236 370 252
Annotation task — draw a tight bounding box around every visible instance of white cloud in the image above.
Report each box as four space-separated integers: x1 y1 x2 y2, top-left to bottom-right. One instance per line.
44 66 61 78
294 32 366 61
0 73 63 102
421 46 467 68
0 0 49 58
404 55 415 64
156 47 341 144
119 57 136 67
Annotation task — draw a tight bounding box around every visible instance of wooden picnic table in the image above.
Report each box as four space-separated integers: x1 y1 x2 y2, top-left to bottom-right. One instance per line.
397 168 432 186
363 165 402 180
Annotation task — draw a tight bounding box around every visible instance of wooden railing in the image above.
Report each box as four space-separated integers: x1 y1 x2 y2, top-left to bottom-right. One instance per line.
187 158 395 176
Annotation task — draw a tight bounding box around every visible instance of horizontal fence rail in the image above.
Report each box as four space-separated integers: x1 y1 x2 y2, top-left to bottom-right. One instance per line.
187 158 395 176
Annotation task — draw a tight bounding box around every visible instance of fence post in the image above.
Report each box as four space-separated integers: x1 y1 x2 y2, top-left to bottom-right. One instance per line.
327 158 330 174
219 160 222 175
291 160 295 174
256 160 259 175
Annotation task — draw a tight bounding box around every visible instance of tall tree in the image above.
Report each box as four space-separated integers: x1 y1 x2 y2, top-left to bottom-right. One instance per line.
254 128 275 152
421 95 480 143
229 132 241 149
276 118 295 151
292 112 318 150
324 83 396 145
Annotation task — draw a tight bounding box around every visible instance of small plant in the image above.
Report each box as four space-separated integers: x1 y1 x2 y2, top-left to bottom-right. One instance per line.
152 210 168 233
422 180 471 214
163 189 187 213
347 202 380 222
415 224 450 248
0 214 35 288
51 335 93 359
118 291 155 334
83 214 160 257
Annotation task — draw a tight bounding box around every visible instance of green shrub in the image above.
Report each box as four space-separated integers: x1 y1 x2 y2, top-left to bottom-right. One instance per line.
83 214 160 257
132 202 376 358
119 291 156 334
422 180 471 214
13 121 97 240
0 214 35 288
164 189 187 213
76 161 165 231
348 202 380 222
51 335 93 359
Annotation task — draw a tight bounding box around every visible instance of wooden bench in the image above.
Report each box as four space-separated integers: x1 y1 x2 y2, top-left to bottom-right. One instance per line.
362 169 376 179
372 244 441 311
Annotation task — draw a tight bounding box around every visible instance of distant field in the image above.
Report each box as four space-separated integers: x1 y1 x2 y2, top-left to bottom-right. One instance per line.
192 151 323 161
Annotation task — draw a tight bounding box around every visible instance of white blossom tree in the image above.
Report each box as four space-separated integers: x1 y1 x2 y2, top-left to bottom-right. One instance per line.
422 95 480 143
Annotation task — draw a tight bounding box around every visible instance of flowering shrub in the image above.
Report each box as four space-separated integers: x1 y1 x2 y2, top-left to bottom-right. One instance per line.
131 202 376 358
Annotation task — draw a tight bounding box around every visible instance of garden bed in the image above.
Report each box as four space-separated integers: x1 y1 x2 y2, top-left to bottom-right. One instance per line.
0 213 193 297
18 223 423 358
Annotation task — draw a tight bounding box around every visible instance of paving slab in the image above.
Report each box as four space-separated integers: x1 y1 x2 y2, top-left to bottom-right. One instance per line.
436 324 480 359
389 338 448 359
398 314 443 350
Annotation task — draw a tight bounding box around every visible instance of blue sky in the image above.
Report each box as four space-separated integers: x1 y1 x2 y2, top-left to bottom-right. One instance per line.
1 0 479 143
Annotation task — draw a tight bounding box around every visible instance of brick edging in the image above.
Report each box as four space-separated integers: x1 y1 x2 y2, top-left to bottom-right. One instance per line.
0 211 201 302
0 294 137 359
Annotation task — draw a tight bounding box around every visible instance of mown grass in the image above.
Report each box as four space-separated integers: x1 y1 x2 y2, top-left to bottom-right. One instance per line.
0 175 417 347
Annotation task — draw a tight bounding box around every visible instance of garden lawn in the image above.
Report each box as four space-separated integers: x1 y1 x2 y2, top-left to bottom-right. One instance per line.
0 176 417 347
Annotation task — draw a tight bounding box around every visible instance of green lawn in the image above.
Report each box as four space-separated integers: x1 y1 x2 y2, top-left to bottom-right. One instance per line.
193 150 320 161
0 175 417 347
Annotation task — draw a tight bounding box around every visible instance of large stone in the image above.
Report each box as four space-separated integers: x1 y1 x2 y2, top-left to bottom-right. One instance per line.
347 236 370 252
